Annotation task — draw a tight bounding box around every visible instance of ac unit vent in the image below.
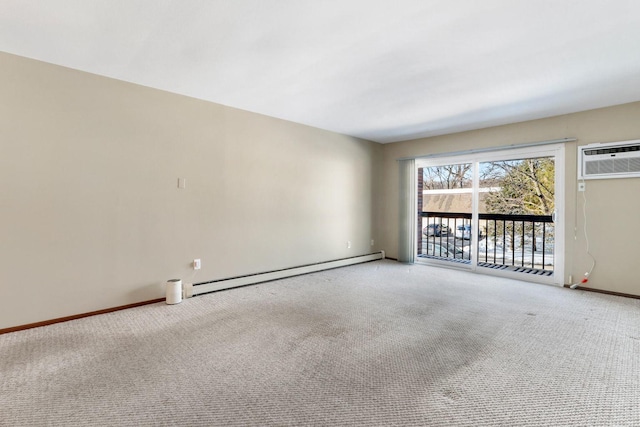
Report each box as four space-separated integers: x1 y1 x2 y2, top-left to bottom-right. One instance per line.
578 140 640 180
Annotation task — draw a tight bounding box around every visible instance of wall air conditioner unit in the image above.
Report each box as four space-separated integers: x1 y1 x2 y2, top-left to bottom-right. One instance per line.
578 139 640 180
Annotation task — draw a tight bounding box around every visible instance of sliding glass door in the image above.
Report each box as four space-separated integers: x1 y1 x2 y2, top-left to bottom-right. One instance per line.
477 157 556 277
418 162 474 267
415 144 564 285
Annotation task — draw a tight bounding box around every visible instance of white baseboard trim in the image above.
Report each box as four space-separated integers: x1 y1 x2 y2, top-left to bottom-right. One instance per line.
191 251 385 297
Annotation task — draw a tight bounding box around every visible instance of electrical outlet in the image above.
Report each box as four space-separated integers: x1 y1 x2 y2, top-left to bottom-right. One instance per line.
578 182 586 192
193 259 201 270
347 241 351 249
371 239 375 246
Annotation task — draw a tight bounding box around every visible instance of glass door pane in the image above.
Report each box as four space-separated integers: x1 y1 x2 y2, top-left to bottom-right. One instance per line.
477 157 555 276
418 163 473 266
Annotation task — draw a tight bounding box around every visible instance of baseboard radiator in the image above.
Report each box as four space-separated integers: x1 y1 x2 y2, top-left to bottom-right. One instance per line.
185 251 385 298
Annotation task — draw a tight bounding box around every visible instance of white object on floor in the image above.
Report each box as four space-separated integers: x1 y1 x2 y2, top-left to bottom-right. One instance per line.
166 279 182 305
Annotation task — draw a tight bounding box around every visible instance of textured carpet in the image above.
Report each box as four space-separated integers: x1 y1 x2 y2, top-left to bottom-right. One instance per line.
1 260 639 426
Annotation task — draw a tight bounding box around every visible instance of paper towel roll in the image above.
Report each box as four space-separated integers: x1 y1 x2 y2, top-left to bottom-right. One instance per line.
166 279 183 305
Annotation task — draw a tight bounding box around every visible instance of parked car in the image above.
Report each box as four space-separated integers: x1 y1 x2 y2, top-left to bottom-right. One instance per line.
455 225 470 239
423 223 448 237
455 224 483 240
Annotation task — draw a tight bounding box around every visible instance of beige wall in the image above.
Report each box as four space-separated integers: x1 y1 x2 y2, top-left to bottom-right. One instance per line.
379 102 640 295
3 51 639 330
0 52 383 329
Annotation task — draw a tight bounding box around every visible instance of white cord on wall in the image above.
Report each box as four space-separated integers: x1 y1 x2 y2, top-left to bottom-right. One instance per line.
570 179 596 289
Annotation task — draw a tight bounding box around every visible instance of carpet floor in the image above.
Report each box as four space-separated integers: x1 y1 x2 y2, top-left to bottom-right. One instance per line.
1 260 639 426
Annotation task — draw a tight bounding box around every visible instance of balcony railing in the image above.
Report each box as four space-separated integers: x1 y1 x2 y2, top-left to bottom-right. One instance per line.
419 211 554 275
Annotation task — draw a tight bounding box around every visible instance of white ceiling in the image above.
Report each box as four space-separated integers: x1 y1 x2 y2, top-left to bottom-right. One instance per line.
2 0 640 143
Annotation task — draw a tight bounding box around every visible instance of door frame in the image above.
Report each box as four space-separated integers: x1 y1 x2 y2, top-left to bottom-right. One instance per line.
415 144 565 286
